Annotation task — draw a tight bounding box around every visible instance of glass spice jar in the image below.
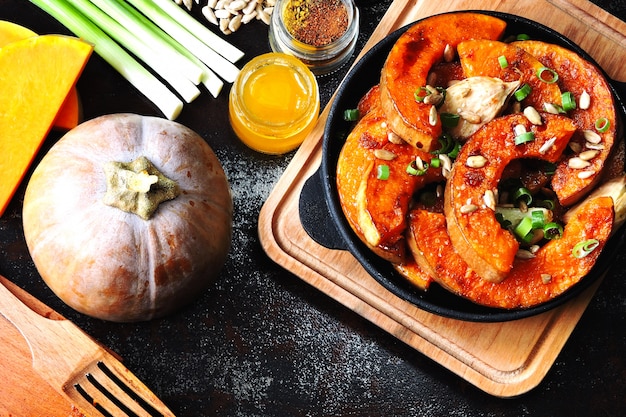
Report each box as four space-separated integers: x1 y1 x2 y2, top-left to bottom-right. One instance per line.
268 0 359 76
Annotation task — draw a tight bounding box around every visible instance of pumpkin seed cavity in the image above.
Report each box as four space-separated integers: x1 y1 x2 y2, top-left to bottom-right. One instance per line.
103 156 180 220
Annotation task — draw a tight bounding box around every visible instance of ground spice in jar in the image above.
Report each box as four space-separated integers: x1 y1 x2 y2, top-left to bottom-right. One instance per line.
283 0 349 47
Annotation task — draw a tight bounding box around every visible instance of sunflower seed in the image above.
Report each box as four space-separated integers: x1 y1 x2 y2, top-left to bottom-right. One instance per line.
373 149 397 160
539 136 556 154
579 149 599 161
579 90 591 110
568 157 591 169
466 155 487 168
429 105 438 126
523 106 542 125
460 203 478 214
583 129 602 144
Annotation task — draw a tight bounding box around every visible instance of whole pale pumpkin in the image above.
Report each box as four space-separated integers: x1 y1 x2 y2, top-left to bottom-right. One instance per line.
22 114 233 322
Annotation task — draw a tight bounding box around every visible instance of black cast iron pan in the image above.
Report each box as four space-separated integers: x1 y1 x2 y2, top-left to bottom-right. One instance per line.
300 11 626 322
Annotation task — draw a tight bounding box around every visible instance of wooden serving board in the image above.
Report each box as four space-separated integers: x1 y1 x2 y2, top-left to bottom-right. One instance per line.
258 0 626 397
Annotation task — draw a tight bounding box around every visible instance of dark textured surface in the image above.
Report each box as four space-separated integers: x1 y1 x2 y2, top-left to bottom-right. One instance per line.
0 1 625 416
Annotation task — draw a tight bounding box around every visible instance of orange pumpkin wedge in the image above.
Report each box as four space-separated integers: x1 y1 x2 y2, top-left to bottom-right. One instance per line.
0 20 81 131
337 97 443 263
394 261 433 291
457 39 562 111
0 34 92 217
409 195 614 308
515 40 618 206
444 113 576 283
379 13 507 150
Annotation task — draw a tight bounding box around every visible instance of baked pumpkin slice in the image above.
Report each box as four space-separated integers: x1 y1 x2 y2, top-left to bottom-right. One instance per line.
515 40 618 206
337 98 442 263
457 39 562 111
379 12 507 150
444 112 576 283
408 194 614 309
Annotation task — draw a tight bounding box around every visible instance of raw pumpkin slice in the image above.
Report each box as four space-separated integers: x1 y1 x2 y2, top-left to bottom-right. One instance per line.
379 12 507 150
457 39 562 111
515 40 618 206
408 196 614 308
0 20 36 43
0 34 92 217
0 20 81 131
337 97 442 263
444 113 576 283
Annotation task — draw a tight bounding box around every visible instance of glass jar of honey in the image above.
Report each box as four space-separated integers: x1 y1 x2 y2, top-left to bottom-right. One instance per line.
268 0 359 75
229 52 320 154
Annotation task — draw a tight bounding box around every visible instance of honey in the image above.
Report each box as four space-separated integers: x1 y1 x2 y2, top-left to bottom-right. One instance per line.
229 53 319 154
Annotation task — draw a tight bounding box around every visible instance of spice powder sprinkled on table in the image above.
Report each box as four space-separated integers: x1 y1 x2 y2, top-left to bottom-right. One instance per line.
283 0 349 46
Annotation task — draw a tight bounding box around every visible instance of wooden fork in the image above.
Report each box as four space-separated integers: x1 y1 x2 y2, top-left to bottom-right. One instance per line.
0 275 176 417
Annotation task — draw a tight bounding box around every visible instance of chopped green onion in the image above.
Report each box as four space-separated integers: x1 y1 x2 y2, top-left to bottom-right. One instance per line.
432 134 452 155
498 55 509 68
514 83 532 101
430 157 441 168
440 113 460 128
514 131 535 145
595 117 610 133
432 134 461 159
343 108 359 121
572 239 600 258
537 66 559 83
448 141 461 159
531 209 545 228
561 91 576 111
127 0 241 82
414 87 428 103
543 222 563 240
513 187 532 206
516 33 530 40
514 216 533 240
377 164 390 180
71 0 201 103
30 0 184 120
406 161 429 176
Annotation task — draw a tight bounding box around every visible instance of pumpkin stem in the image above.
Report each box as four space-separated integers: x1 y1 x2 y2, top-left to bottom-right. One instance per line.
103 156 180 220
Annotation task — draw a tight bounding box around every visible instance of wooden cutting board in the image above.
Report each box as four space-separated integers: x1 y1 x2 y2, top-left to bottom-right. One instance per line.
0 276 85 416
258 0 626 397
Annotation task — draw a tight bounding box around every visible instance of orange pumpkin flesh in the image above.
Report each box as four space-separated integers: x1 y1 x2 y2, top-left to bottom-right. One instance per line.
22 114 233 322
0 21 81 131
444 113 576 283
0 34 92 217
514 40 618 206
379 12 506 150
337 95 442 263
409 196 614 308
335 14 621 309
457 39 563 111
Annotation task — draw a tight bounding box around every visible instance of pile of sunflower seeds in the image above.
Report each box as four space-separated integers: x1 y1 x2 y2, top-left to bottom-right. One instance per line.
174 0 275 35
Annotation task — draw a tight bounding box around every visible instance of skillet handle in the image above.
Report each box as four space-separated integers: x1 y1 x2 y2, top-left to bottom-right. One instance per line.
299 169 348 250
